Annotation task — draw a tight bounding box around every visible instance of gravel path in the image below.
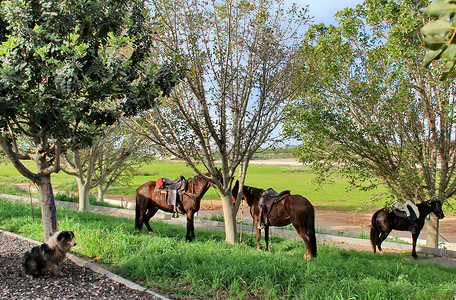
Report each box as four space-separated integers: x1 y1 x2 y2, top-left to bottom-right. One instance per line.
0 231 164 300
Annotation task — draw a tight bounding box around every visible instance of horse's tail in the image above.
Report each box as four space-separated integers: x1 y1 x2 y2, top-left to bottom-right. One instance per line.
135 192 143 230
306 207 318 258
370 211 380 253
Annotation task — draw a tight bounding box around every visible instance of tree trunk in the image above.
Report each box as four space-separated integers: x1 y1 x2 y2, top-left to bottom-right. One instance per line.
220 193 238 244
76 177 90 211
37 174 58 241
425 213 439 248
97 184 104 202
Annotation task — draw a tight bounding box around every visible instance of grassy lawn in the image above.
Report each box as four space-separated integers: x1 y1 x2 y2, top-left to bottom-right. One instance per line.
0 160 387 212
1 198 454 299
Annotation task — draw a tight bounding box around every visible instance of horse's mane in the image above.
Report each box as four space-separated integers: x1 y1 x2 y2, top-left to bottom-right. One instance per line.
245 185 263 196
243 185 263 205
186 173 213 196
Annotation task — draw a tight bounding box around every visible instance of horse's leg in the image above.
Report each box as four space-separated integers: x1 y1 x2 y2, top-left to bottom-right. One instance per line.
186 211 195 242
376 230 391 254
144 206 158 234
411 231 420 259
135 198 144 230
135 195 149 231
370 225 380 253
293 224 314 260
265 226 270 252
254 218 262 250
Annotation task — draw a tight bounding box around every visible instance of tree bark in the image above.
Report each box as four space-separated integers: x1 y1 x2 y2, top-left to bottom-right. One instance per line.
76 177 90 212
220 193 238 244
97 184 105 202
425 213 439 248
37 174 58 241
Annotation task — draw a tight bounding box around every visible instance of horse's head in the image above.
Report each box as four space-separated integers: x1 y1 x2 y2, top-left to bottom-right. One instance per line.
231 180 244 204
431 201 445 219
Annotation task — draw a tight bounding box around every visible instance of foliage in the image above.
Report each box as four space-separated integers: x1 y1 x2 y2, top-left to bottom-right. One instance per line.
421 0 456 80
285 0 456 209
0 0 168 148
0 198 455 299
0 0 182 237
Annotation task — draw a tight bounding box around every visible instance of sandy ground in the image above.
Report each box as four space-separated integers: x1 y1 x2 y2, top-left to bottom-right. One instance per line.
197 199 456 244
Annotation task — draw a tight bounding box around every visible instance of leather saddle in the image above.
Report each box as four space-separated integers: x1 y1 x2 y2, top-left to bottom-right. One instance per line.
392 209 408 219
155 176 187 217
259 188 291 225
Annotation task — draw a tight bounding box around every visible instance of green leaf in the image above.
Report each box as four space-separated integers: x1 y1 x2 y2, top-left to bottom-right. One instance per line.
424 35 449 50
423 48 447 67
440 59 456 80
442 43 456 58
426 0 456 19
420 20 454 38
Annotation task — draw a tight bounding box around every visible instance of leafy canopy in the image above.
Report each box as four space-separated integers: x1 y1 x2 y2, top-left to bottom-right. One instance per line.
421 0 456 79
0 0 182 150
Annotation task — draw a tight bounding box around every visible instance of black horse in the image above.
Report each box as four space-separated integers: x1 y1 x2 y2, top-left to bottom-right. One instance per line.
370 201 445 259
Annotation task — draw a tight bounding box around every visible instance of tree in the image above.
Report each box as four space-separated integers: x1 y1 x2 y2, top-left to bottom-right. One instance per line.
0 0 180 240
130 0 309 244
284 0 455 247
61 119 150 211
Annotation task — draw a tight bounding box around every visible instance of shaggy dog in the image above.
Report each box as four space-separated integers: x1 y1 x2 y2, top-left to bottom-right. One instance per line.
22 231 76 278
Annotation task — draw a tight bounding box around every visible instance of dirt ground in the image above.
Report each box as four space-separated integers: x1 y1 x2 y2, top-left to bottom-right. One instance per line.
196 199 456 244
107 191 456 244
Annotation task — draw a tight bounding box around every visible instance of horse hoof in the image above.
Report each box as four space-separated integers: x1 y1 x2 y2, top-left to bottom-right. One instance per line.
148 231 154 235
304 254 311 261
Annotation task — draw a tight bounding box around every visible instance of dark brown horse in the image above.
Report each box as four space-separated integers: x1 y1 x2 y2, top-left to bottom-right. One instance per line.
232 180 317 260
135 172 216 241
370 201 445 259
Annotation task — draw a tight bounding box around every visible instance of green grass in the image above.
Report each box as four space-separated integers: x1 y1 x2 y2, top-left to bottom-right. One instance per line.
0 198 454 299
0 160 387 212
0 183 36 196
2 159 455 214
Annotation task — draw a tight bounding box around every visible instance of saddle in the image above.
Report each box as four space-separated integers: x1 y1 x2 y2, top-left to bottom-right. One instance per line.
259 188 291 226
392 209 408 219
155 176 187 217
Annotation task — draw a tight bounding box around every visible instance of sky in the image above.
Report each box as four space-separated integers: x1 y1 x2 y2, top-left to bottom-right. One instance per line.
289 0 365 25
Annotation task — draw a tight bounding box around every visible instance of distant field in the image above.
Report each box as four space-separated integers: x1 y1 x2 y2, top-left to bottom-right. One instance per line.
0 159 386 211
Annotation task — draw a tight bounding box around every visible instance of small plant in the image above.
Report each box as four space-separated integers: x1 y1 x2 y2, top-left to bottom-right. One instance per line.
210 214 224 222
55 193 79 203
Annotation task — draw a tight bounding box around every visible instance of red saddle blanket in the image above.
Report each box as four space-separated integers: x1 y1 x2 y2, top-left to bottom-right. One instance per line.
156 178 164 189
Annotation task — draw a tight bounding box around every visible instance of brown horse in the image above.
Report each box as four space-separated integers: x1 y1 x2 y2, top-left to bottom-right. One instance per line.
135 172 216 241
232 180 317 260
370 200 445 259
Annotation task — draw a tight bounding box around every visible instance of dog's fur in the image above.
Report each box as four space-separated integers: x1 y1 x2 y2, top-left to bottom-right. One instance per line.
22 231 76 278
